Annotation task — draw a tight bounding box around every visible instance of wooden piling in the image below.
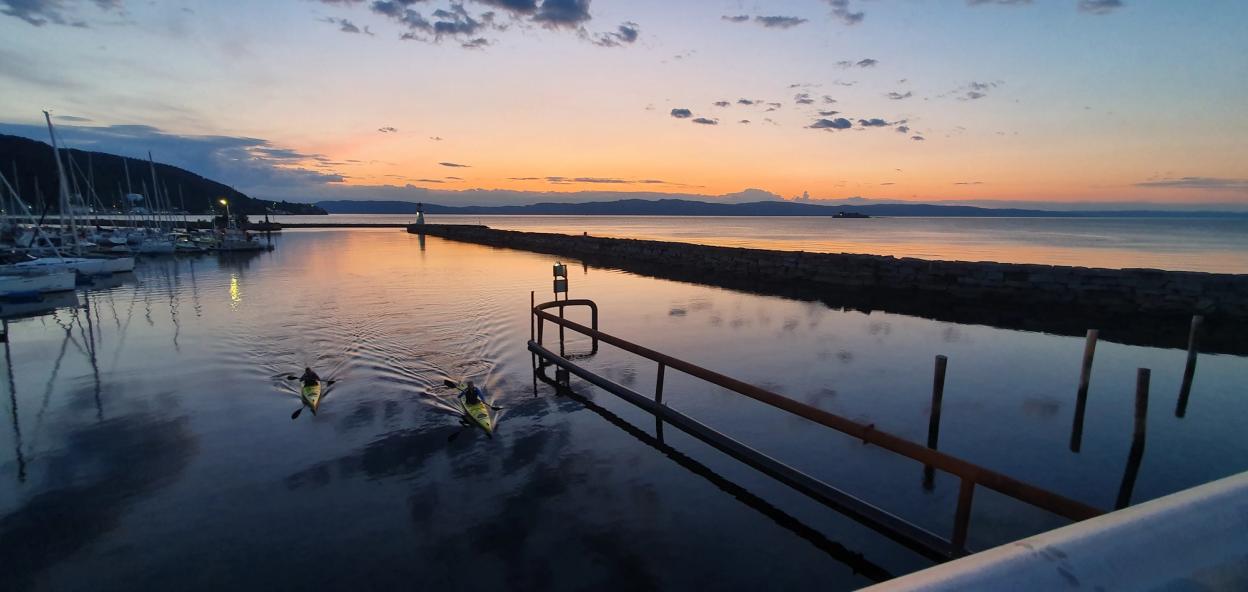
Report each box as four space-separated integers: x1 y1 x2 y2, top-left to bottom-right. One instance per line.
1070 329 1099 452
923 355 948 490
1175 315 1203 418
1115 368 1149 510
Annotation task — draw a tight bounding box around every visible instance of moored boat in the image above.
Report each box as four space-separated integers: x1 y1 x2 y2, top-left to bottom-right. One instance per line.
0 269 76 298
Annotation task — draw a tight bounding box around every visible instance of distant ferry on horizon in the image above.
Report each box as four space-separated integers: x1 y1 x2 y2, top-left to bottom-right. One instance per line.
833 211 870 219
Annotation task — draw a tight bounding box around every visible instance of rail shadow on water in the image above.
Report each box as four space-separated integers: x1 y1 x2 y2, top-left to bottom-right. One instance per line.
532 368 896 583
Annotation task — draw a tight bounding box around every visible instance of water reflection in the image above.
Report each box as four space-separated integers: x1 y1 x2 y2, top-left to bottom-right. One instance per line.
0 412 197 588
536 370 894 583
0 230 1244 589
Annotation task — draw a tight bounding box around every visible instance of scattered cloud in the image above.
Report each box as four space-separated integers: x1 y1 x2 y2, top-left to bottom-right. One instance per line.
445 176 464 180
439 161 471 168
823 0 865 25
737 98 756 105
0 0 122 27
822 95 837 104
1078 0 1124 14
896 125 910 133
753 15 807 29
721 14 807 28
967 0 1033 5
954 80 1003 100
322 16 373 35
713 101 730 107
818 110 840 116
54 114 93 122
1135 177 1248 191
378 126 398 133
836 58 878 69
532 0 591 27
765 102 782 110
794 93 814 104
858 118 891 127
692 117 719 125
430 136 444 141
414 178 447 183
810 118 853 130
590 21 640 47
738 119 751 124
670 108 692 119
887 91 913 100
324 0 631 48
954 181 984 185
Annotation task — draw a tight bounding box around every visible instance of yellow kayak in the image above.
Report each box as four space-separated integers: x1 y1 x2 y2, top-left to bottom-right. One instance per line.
301 382 323 414
456 382 493 432
463 399 493 432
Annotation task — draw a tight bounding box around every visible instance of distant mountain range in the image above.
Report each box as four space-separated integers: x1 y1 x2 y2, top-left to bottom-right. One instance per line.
0 134 326 215
317 198 1246 218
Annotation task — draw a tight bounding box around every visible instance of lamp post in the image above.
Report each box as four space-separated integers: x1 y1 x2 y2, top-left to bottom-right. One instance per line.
219 198 231 228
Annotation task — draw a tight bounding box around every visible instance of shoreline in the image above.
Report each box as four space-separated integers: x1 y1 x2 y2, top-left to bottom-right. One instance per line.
407 223 1248 354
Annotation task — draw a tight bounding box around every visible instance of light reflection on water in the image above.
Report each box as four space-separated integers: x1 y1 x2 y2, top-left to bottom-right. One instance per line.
279 214 1248 273
0 229 1246 590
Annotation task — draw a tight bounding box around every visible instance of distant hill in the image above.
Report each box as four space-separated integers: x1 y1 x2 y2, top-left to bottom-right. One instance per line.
0 134 325 215
316 198 1244 218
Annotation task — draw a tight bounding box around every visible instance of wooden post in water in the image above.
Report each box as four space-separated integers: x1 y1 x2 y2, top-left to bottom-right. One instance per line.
1175 315 1203 418
1115 368 1150 510
923 355 948 490
1070 329 1099 452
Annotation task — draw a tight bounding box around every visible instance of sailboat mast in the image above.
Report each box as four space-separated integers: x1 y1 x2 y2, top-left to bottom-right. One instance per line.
178 185 188 230
147 152 165 233
43 111 80 255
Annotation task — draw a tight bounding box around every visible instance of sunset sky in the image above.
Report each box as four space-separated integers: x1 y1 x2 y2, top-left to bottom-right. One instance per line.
1 0 1245 207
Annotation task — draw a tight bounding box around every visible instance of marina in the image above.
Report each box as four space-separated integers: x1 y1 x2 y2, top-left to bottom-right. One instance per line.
2 229 1245 589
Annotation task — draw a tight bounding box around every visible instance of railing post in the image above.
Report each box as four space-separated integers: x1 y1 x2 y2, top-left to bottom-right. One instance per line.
952 478 975 550
1071 329 1099 452
558 303 566 357
1175 315 1202 418
530 291 535 342
590 301 599 354
924 355 947 490
655 362 666 405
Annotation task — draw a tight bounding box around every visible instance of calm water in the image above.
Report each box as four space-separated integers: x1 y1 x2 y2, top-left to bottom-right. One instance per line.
274 214 1248 274
2 229 1247 590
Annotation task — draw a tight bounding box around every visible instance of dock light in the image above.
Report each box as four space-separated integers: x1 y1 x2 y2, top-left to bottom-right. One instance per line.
219 198 232 220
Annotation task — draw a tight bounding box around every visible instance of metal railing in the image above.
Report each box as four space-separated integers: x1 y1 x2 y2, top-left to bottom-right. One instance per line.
529 297 1104 560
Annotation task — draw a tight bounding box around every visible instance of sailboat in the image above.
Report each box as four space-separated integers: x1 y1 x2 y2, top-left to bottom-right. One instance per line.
1 113 136 276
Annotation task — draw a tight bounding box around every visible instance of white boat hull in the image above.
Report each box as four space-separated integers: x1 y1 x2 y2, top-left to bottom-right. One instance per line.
2 257 109 276
0 270 76 297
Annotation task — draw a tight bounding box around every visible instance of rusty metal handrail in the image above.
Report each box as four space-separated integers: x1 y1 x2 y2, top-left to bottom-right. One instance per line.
532 301 1103 550
534 298 598 355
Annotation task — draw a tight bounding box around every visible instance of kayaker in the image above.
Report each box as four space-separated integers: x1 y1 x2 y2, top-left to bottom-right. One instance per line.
300 367 320 387
462 380 483 405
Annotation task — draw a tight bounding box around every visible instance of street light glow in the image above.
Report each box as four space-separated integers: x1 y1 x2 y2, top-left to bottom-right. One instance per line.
219 199 228 205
